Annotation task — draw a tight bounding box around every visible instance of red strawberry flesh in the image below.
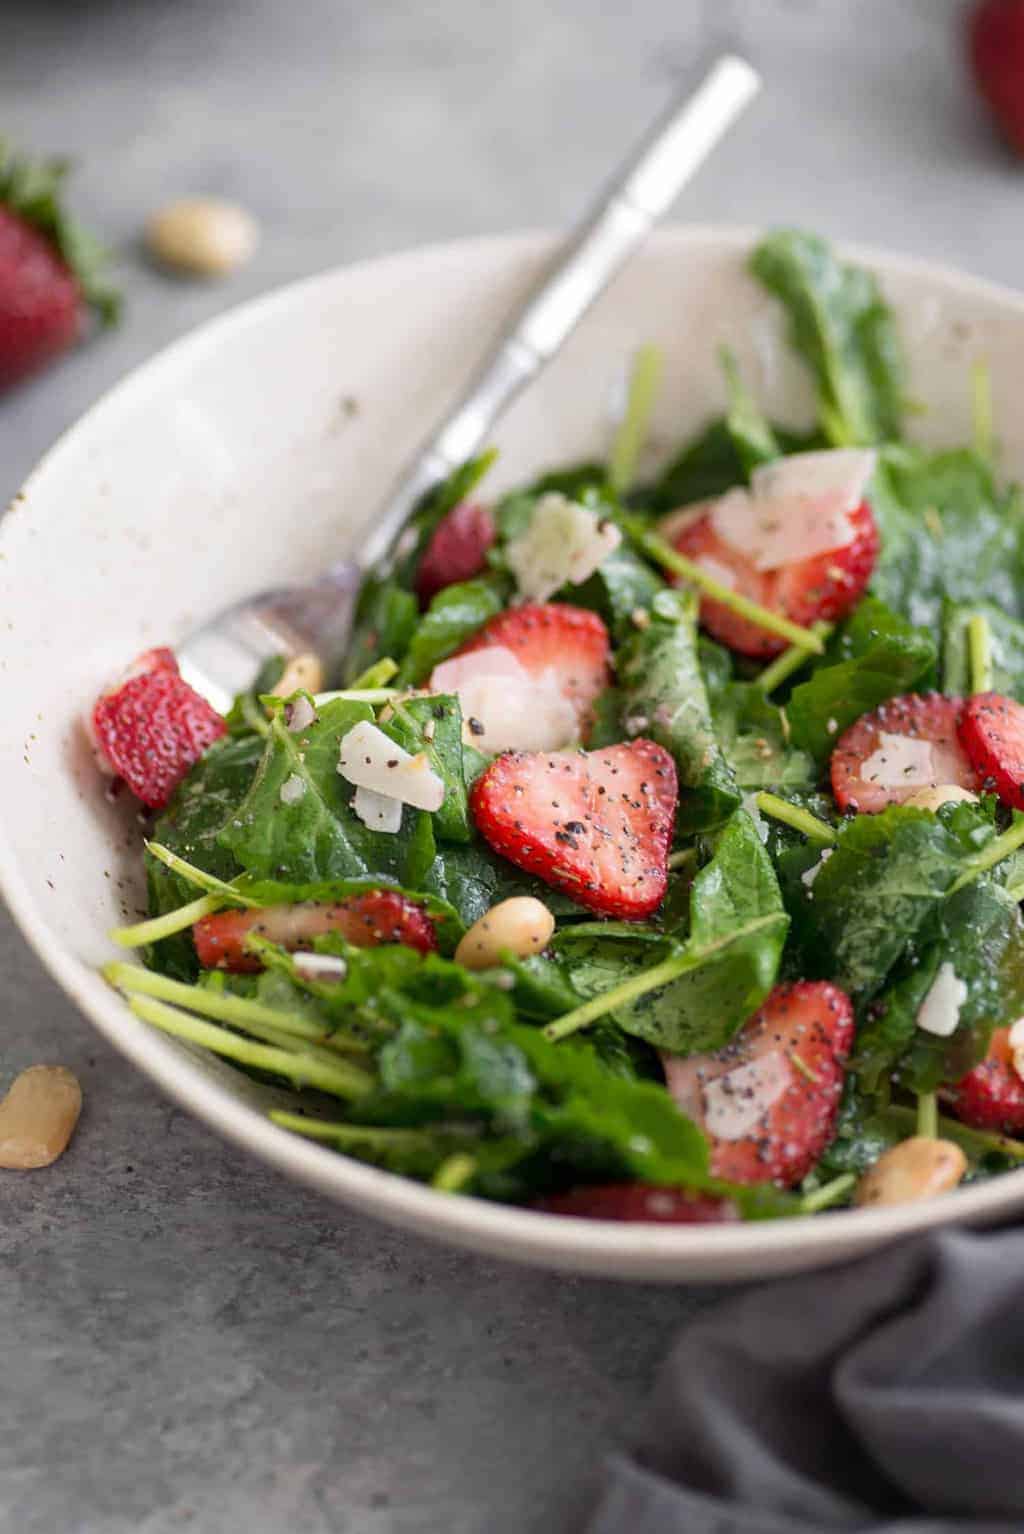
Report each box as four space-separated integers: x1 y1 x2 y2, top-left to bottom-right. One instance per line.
959 692 1024 810
969 0 1024 155
453 601 610 733
948 1026 1024 1133
666 497 878 658
415 502 496 606
0 204 81 390
193 891 438 972
532 1183 740 1223
470 739 677 919
662 981 855 1187
830 693 979 814
91 650 226 810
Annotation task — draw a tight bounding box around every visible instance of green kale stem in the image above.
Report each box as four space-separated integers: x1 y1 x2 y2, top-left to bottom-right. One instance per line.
431 1153 478 1193
917 1091 938 1139
269 1111 436 1153
883 1103 1024 1166
622 518 826 654
109 892 224 949
347 657 399 691
799 1172 856 1214
667 847 698 872
312 688 400 705
754 791 837 846
543 950 693 1042
104 960 369 1058
967 613 994 695
608 344 663 494
145 841 258 906
128 993 374 1099
757 622 834 694
950 816 1024 894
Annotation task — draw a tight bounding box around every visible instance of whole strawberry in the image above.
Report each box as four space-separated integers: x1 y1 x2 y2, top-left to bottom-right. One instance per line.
0 142 119 391
969 0 1024 154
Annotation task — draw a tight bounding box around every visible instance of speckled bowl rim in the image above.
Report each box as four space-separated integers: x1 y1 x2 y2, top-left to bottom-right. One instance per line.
4 227 1024 1281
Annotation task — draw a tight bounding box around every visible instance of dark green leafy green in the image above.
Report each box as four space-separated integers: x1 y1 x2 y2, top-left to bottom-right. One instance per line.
570 542 665 642
145 732 266 978
616 588 740 833
854 879 1024 1094
786 596 936 762
870 446 1024 633
395 576 508 686
792 804 974 999
819 1085 1024 1182
380 693 471 844
554 809 788 1054
720 346 779 473
220 698 435 887
344 578 419 684
751 229 904 445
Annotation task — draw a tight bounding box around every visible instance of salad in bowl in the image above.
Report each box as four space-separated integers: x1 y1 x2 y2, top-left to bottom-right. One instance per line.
90 231 1024 1226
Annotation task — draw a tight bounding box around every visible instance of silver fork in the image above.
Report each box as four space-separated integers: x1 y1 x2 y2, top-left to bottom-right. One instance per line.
176 54 761 713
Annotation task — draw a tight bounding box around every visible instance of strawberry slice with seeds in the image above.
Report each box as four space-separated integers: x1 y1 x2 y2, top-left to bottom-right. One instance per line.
532 1184 739 1223
193 891 438 972
830 693 979 814
90 649 226 810
948 1027 1024 1133
666 496 878 658
469 739 677 919
415 502 496 606
662 981 855 1187
453 602 610 734
959 692 1024 810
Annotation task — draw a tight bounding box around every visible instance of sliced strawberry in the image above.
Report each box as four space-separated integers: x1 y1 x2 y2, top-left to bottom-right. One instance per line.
470 739 677 919
532 1184 739 1223
959 693 1024 810
453 602 610 733
662 981 855 1187
91 649 226 810
193 891 438 972
948 1027 1024 1133
830 693 979 814
415 502 496 606
667 497 878 658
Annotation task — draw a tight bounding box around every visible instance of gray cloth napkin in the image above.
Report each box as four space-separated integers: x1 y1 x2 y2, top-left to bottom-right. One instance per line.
587 1229 1024 1534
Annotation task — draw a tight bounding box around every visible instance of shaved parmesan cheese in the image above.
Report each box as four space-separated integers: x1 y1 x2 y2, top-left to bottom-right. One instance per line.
430 647 577 754
506 492 621 603
293 952 348 982
916 962 968 1038
352 784 403 833
750 448 876 509
860 732 937 790
702 1052 792 1141
1008 1017 1024 1052
710 449 876 573
800 847 833 890
279 773 306 805
338 720 444 812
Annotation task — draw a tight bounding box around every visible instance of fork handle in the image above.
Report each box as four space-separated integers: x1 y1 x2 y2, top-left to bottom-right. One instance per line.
359 53 760 571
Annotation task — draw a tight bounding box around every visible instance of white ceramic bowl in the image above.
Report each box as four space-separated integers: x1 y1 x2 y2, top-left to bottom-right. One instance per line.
4 228 1024 1281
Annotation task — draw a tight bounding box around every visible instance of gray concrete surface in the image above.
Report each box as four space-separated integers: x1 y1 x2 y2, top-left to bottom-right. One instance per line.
0 1 1016 1529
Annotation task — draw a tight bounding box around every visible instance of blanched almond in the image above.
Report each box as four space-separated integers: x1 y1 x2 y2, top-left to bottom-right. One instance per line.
0 1066 82 1170
146 198 258 276
455 897 555 970
854 1135 966 1208
272 651 324 699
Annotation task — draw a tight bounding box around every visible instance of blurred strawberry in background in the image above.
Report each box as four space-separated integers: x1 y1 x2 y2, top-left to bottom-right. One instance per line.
969 0 1024 153
0 143 119 392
